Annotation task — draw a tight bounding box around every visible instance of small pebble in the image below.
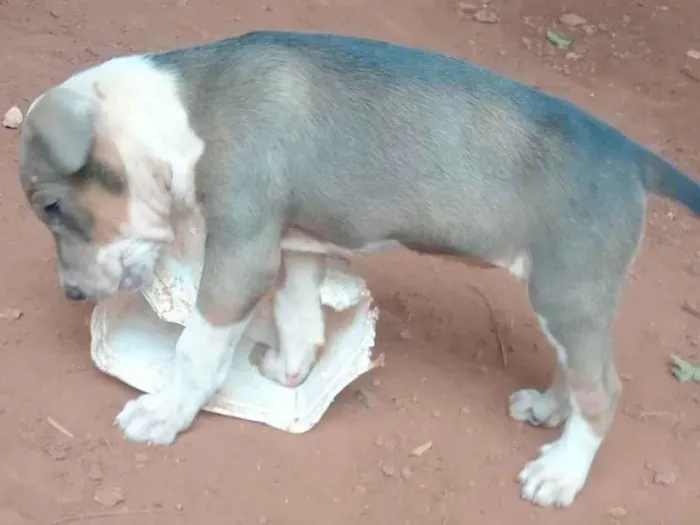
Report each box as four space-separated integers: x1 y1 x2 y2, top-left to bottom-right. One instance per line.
687 49 700 60
2 106 23 129
457 2 478 14
410 441 433 457
400 466 413 482
608 506 627 518
175 503 184 512
380 463 396 477
582 24 598 36
653 470 678 486
559 13 588 27
473 9 499 24
94 487 125 508
46 443 68 461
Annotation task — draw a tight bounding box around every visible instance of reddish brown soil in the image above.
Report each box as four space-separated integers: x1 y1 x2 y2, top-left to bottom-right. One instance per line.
1 0 700 523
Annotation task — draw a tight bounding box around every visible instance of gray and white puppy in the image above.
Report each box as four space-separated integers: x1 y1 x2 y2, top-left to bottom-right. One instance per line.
18 31 700 508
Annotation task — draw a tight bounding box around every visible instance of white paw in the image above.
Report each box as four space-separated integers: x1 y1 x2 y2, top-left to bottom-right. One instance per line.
509 388 568 428
115 388 202 445
517 413 601 507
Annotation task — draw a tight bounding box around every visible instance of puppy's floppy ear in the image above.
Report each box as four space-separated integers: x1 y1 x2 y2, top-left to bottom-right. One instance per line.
25 87 98 175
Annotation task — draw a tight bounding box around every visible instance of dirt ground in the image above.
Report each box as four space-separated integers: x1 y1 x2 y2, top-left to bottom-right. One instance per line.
1 0 700 523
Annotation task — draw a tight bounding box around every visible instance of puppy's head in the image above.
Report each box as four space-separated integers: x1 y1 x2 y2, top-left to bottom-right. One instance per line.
19 85 175 301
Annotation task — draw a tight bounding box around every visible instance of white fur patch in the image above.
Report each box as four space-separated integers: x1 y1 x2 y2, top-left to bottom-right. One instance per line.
61 54 204 222
518 398 602 507
116 308 251 444
508 252 530 279
493 251 531 280
537 315 568 366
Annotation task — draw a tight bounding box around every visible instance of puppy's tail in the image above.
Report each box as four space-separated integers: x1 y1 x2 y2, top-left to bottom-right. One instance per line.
640 151 700 216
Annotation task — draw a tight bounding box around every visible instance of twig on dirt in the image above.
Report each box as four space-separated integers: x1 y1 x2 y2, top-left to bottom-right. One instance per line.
670 354 700 383
636 411 678 420
681 65 700 82
465 284 507 367
680 300 700 320
50 509 164 525
47 417 75 439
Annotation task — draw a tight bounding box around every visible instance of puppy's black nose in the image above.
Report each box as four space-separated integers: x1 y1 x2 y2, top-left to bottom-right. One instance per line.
64 285 86 301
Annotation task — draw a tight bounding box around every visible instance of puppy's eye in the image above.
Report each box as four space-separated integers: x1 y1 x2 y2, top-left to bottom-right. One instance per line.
43 201 62 220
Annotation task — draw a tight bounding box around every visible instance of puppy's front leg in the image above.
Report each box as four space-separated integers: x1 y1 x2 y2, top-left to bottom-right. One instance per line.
116 227 281 445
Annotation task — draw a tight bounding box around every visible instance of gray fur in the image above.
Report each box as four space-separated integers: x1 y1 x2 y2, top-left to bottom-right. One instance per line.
148 32 675 328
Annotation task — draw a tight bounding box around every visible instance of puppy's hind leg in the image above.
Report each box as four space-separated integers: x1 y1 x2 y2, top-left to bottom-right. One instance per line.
258 251 327 388
514 238 635 508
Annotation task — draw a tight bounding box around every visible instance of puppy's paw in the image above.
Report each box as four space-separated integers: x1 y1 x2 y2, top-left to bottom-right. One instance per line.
517 416 600 508
509 389 569 428
115 389 201 445
517 443 588 507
